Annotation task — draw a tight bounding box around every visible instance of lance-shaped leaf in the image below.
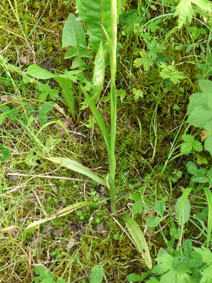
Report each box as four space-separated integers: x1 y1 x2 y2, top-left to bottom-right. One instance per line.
82 89 111 160
92 42 105 103
62 13 91 58
25 202 99 230
45 157 106 186
76 0 111 51
121 214 152 269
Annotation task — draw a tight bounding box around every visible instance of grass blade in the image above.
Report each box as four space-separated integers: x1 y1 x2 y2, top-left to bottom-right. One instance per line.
204 187 212 247
121 214 152 269
45 157 106 186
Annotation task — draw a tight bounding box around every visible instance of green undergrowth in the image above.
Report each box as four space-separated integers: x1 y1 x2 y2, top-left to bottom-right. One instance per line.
1 0 212 282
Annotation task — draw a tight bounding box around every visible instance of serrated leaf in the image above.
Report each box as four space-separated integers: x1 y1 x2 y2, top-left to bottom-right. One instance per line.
38 102 54 124
89 265 104 283
181 135 203 154
159 63 185 84
175 0 212 28
194 246 212 264
187 105 212 131
187 80 212 132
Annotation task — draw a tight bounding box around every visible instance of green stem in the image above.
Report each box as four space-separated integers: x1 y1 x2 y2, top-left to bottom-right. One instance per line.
109 0 117 213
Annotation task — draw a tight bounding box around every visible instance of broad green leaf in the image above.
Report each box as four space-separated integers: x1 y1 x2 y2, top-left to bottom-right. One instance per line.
146 217 161 228
34 266 54 281
89 265 104 283
175 188 192 228
132 199 142 216
187 92 203 115
76 0 111 51
204 134 212 155
155 201 166 218
194 246 212 264
0 144 10 162
152 248 173 275
62 13 90 58
25 202 99 230
181 134 202 154
45 157 106 186
191 176 208 183
187 80 212 132
126 273 142 282
187 105 212 131
121 214 152 269
199 79 212 94
152 249 192 282
186 161 199 176
27 64 54 79
92 42 105 103
62 13 86 48
204 188 212 247
171 256 190 274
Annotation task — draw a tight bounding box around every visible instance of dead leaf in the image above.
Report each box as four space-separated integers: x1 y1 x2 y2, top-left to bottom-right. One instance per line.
20 56 30 65
200 130 211 142
0 225 20 233
53 103 68 118
54 118 74 135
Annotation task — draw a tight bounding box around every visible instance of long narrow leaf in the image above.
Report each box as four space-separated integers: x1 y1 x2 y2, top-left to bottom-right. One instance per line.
25 202 99 230
204 187 212 247
82 89 111 158
121 214 152 269
175 188 192 228
92 42 105 103
109 0 118 182
45 157 106 186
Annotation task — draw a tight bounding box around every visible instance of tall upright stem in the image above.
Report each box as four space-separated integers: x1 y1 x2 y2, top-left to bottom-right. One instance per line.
109 0 117 213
